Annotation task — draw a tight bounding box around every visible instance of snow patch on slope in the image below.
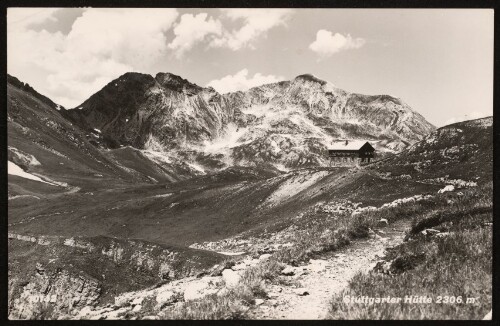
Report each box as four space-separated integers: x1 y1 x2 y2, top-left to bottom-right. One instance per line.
8 161 58 186
142 149 173 164
186 162 206 174
217 251 246 256
203 123 251 153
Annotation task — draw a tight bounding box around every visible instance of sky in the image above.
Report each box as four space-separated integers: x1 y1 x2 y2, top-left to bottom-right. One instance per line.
7 8 493 127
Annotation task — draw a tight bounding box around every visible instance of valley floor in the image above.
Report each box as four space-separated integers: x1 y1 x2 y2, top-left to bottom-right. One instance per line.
8 165 492 320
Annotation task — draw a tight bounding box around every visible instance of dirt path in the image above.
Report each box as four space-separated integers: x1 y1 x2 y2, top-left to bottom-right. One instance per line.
248 219 411 320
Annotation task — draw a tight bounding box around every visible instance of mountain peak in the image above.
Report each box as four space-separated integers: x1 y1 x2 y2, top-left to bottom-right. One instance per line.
155 72 203 94
294 74 327 86
117 72 155 82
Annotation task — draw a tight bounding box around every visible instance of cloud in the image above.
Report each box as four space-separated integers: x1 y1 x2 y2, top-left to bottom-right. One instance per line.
7 9 293 107
309 30 365 56
168 13 222 58
168 9 294 54
211 9 294 50
7 8 60 32
207 69 284 94
443 111 491 126
67 9 178 66
8 8 179 108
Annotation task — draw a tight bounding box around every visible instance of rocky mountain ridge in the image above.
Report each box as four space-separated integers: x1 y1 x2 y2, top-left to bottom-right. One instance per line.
62 72 435 170
370 116 493 182
61 72 235 150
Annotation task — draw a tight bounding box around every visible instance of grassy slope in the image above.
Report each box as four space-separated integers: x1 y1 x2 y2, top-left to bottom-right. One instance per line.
8 167 439 247
157 182 491 320
158 191 447 319
327 183 492 319
370 117 493 182
8 84 133 191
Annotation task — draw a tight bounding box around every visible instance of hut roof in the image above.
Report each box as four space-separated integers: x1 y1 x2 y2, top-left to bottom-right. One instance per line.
329 140 372 151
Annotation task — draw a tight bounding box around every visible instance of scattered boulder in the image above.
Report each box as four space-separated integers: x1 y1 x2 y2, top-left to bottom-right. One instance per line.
155 290 177 309
183 278 219 301
258 246 273 254
377 218 389 226
434 232 451 239
142 315 159 320
294 288 309 296
231 263 247 271
372 232 388 242
421 228 441 236
374 261 392 274
131 297 144 306
390 253 426 274
294 269 309 277
209 264 225 277
281 266 295 276
222 269 240 287
35 263 45 274
254 299 265 306
259 254 272 261
438 185 455 194
267 292 280 299
105 307 131 319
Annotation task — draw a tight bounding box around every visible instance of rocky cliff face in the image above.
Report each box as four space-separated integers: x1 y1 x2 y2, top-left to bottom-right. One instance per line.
8 233 224 319
9 266 101 320
223 74 435 168
64 72 236 150
227 74 433 145
64 72 435 170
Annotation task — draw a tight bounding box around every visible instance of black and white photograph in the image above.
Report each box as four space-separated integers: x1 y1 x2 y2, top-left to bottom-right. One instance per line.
5 6 494 320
